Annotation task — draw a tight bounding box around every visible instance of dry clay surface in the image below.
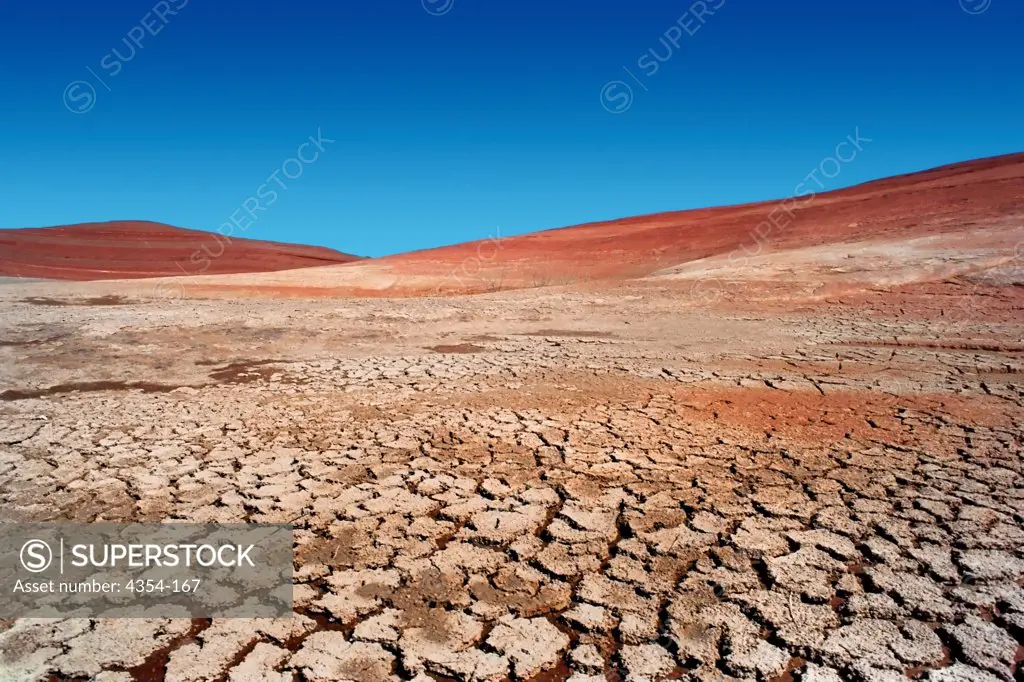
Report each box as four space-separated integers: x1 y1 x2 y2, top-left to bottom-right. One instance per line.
0 269 1023 681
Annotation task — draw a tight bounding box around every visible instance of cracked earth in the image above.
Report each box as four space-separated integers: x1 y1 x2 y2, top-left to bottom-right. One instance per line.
0 271 1022 682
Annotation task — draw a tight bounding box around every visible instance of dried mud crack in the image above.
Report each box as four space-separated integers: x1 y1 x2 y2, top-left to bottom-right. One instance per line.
0 277 1022 681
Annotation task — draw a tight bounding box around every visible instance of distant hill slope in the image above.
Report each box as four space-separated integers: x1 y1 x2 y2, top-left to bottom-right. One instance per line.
120 152 1024 298
0 221 361 280
368 151 1024 284
4 152 1022 294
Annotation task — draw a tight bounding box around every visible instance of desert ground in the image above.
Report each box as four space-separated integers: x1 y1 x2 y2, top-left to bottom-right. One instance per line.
1 158 1023 681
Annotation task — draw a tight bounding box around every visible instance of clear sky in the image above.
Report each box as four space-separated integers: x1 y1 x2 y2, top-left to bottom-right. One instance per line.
1 0 1021 257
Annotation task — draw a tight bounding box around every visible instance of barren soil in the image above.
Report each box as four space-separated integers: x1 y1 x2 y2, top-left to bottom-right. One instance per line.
74 152 1021 298
1 231 1023 681
0 221 361 281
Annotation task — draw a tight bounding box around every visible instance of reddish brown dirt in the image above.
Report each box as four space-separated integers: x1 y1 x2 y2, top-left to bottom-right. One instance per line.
370 152 1024 289
818 279 1024 324
0 220 361 280
673 384 1018 447
2 238 1023 679
6 154 1022 292
114 152 1024 300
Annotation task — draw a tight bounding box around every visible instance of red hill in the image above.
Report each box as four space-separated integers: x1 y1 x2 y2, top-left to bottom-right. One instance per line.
0 221 361 280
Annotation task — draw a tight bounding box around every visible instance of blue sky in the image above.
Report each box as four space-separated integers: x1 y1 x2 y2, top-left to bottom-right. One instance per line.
0 0 1021 257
